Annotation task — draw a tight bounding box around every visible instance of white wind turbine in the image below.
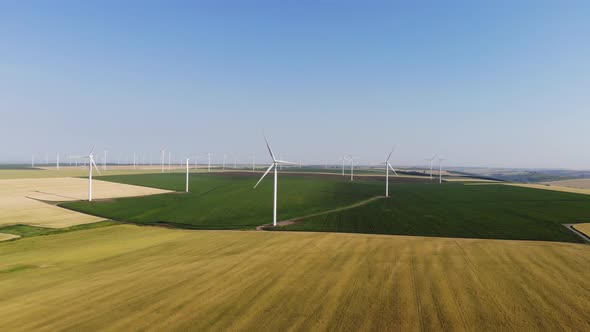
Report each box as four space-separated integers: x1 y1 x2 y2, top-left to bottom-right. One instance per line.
56 153 60 170
103 150 108 171
207 152 212 172
72 147 102 202
381 147 399 197
160 150 165 173
426 155 437 180
253 137 297 227
185 157 191 193
349 156 354 181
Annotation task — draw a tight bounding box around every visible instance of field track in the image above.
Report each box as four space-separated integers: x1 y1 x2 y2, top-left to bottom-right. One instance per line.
0 177 170 228
0 225 589 331
0 233 20 242
506 183 590 196
573 223 590 239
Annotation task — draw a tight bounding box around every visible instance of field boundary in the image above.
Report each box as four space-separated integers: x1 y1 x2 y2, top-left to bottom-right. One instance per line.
258 196 386 231
565 224 590 244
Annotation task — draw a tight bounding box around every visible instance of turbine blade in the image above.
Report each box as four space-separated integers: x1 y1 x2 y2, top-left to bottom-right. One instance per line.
276 160 298 165
91 158 102 176
386 146 395 162
264 136 276 162
388 162 398 176
89 146 95 155
253 163 274 188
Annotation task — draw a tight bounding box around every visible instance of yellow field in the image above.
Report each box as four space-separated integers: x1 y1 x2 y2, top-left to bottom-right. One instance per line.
0 233 20 242
573 223 590 238
0 225 589 331
0 177 170 228
505 183 590 196
544 178 590 189
445 177 499 183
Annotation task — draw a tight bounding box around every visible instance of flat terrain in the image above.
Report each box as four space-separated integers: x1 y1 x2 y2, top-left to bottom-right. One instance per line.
0 177 170 228
0 233 20 242
573 223 590 238
0 225 589 331
507 183 590 195
278 183 590 243
68 173 590 242
62 173 386 229
543 178 590 189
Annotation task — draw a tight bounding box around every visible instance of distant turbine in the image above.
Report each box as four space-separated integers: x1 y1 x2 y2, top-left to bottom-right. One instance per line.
185 158 190 192
160 150 165 173
381 147 399 197
253 136 297 227
56 153 60 170
103 150 108 171
223 153 227 170
133 153 136 169
252 152 255 171
426 155 437 180
207 153 212 172
31 155 35 168
168 152 171 170
349 156 354 181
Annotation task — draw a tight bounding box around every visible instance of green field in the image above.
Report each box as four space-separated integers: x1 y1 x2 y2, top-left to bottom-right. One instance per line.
61 172 385 229
61 173 590 242
279 183 590 243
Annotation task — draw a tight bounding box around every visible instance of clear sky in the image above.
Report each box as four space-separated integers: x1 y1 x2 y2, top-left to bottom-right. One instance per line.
1 1 589 168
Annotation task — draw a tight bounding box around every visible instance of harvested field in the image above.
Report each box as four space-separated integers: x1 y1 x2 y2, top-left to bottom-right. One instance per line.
506 183 590 196
0 225 589 331
544 178 590 189
573 223 590 238
0 233 20 242
0 177 170 228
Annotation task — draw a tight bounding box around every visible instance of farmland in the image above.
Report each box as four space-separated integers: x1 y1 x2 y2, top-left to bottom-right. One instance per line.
0 225 589 331
63 173 590 242
279 183 590 243
61 172 388 229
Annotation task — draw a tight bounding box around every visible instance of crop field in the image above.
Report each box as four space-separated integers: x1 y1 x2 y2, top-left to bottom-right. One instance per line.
507 183 590 195
573 223 590 238
543 178 590 189
63 173 590 242
277 183 590 243
62 172 390 229
0 225 589 331
0 177 170 228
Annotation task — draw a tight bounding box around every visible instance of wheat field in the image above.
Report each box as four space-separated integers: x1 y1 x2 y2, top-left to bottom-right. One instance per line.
0 177 170 228
0 225 589 331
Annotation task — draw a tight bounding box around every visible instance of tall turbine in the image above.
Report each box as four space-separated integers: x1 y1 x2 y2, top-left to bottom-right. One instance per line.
56 153 60 170
253 137 296 227
381 148 399 197
207 153 211 172
160 150 165 173
72 147 102 201
168 152 171 170
31 155 34 168
350 156 354 181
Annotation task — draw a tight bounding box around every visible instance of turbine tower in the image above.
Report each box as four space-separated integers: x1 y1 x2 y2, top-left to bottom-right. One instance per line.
382 147 398 197
426 155 437 180
254 136 296 227
72 147 101 201
185 158 190 193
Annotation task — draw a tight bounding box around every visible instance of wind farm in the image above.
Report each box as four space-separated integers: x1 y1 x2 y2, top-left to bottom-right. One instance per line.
3 1 590 331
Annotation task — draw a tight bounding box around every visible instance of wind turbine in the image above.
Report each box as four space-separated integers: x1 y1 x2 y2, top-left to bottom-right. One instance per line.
438 158 446 184
253 137 297 227
223 153 227 170
381 148 399 197
349 156 354 181
72 147 102 202
168 152 171 170
31 155 35 168
252 152 255 171
185 158 190 193
56 153 60 170
426 155 437 180
160 150 165 173
103 150 108 171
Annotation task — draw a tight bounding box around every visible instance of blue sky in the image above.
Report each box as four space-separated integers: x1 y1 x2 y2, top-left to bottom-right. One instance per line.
1 1 589 168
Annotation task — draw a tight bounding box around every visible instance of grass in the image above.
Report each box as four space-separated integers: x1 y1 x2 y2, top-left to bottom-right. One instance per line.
61 172 384 229
0 221 116 238
277 183 590 243
0 225 589 331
